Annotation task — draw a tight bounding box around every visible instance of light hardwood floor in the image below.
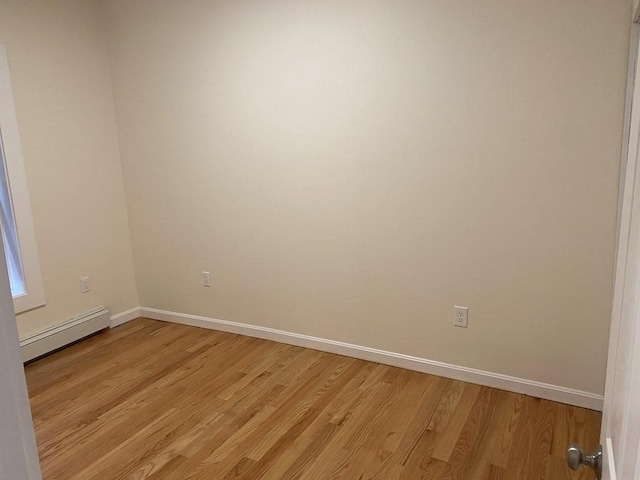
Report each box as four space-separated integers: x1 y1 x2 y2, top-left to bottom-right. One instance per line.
25 318 601 479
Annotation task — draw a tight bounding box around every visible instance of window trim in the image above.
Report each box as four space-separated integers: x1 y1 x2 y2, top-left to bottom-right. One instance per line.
0 45 45 314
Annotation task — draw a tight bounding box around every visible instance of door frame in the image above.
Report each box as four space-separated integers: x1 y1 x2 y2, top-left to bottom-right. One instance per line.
0 242 41 478
600 5 640 479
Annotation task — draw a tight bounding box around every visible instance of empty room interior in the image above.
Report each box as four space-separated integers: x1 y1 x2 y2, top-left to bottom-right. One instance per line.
0 0 636 478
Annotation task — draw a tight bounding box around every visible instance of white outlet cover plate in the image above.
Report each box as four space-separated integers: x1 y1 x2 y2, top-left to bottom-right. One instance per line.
454 306 468 328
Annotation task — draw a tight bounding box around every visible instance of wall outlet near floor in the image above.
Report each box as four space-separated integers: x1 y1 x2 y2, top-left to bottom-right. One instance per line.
453 306 468 328
201 271 211 287
80 276 91 293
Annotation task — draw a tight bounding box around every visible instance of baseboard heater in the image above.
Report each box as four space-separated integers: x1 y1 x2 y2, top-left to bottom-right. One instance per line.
20 307 110 362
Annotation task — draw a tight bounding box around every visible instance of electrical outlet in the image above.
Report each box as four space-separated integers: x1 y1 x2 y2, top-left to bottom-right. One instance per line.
202 271 211 287
80 276 91 293
453 306 468 328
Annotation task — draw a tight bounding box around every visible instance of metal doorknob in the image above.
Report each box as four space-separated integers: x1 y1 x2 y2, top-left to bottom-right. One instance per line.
567 443 603 479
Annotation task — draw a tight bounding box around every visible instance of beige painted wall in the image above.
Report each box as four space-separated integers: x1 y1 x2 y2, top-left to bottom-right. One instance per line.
0 0 139 337
0 0 630 397
104 0 631 393
104 0 631 395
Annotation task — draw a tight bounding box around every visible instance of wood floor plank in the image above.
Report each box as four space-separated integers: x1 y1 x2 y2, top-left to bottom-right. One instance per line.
490 391 526 468
431 382 483 462
439 387 502 479
502 396 550 480
427 379 466 433
24 318 603 480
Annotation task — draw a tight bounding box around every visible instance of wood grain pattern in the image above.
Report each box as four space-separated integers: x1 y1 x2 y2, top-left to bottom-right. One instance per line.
25 319 602 480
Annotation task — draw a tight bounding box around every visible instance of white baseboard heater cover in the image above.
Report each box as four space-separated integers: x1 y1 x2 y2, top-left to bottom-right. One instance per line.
20 307 110 362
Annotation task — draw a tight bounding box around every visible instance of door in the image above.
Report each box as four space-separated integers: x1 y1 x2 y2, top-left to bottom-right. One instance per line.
0 237 41 477
596 12 640 480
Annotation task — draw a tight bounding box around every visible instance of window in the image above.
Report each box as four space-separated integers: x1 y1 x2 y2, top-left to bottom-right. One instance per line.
0 45 44 313
0 137 24 296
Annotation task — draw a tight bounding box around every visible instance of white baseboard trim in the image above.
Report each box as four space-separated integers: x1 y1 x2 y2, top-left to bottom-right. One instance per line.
110 307 141 328
139 307 603 411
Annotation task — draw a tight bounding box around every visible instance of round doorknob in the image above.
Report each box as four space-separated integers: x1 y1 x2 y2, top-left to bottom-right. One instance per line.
567 443 603 479
567 443 583 470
